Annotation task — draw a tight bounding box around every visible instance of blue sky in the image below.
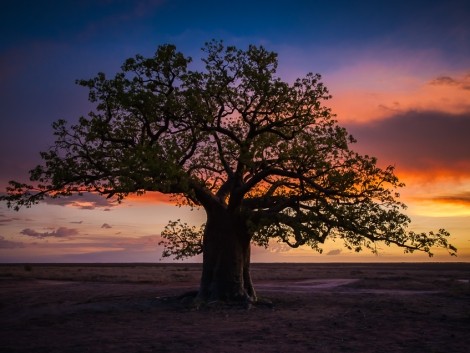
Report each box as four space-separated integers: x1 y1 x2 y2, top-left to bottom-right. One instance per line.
1 0 469 262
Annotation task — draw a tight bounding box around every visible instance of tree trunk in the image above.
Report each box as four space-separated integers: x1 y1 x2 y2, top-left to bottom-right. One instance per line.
197 208 256 303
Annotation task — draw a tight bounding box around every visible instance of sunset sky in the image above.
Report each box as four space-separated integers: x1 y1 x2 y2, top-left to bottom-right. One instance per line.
1 0 469 263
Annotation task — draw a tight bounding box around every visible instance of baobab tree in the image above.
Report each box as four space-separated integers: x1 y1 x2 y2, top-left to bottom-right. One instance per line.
2 41 456 303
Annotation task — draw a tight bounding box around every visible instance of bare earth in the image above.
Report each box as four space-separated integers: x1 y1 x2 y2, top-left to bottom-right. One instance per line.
1 263 469 353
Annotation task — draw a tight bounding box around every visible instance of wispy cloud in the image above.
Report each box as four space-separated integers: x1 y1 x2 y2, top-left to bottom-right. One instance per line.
433 192 470 206
429 74 470 90
41 192 173 209
0 213 20 222
323 58 470 123
101 223 112 229
0 217 17 226
0 236 24 249
326 249 342 256
20 227 79 239
43 193 117 210
19 234 165 262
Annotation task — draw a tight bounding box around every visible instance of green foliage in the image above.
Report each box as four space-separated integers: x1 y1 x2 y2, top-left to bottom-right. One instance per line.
159 220 204 260
1 40 456 258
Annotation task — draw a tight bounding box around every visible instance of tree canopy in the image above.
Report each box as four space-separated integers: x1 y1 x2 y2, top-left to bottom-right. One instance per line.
3 41 456 260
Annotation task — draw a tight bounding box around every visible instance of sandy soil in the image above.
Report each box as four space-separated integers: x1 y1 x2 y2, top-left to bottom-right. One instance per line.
1 263 469 353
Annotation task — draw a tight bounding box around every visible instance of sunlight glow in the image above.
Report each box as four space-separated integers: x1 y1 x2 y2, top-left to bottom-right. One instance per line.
327 66 470 123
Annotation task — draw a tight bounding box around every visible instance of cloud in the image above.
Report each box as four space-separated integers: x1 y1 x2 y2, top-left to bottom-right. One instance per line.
30 234 165 262
20 227 79 239
43 193 117 210
432 192 470 206
70 220 83 224
260 240 291 254
41 192 174 209
42 234 168 262
101 223 112 229
126 192 174 205
0 236 24 249
346 110 470 177
0 213 21 226
326 249 342 256
0 217 18 226
322 55 470 123
429 74 470 90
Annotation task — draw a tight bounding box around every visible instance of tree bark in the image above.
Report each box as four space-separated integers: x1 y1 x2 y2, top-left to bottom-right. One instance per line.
197 208 256 303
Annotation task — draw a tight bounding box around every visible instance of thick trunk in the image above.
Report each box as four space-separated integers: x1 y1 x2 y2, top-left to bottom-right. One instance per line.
197 208 256 303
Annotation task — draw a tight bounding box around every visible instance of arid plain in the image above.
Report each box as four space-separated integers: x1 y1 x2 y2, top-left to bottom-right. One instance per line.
1 263 469 353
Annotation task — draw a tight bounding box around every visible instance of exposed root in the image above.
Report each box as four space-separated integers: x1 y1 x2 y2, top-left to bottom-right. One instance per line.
158 289 274 311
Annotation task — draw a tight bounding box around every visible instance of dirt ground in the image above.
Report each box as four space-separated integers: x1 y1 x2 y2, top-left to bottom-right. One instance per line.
0 263 469 353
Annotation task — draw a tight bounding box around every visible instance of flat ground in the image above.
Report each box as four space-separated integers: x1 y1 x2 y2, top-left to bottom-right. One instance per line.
0 263 469 353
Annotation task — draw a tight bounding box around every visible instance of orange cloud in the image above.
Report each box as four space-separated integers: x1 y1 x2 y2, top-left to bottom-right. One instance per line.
126 192 175 205
331 63 470 218
432 192 470 207
395 174 470 217
326 62 470 123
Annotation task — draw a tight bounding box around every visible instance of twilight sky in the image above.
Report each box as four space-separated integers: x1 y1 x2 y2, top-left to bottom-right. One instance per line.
1 0 469 262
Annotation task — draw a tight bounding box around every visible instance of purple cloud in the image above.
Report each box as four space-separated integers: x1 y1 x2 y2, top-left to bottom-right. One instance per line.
0 218 13 226
429 74 470 90
346 111 470 175
101 223 112 229
0 236 24 249
20 227 79 238
0 214 20 226
42 193 117 210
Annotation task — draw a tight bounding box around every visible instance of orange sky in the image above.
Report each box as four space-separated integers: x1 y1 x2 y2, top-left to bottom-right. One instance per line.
1 1 469 263
2 62 468 262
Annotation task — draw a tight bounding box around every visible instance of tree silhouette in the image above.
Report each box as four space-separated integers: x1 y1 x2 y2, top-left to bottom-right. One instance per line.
2 41 456 303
